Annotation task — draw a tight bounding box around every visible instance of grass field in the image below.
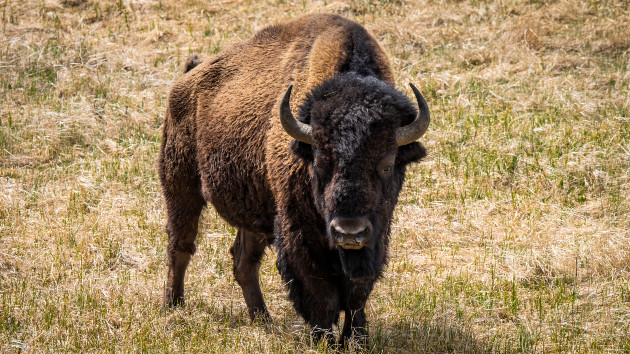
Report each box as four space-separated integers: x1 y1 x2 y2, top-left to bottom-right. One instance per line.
1 0 629 352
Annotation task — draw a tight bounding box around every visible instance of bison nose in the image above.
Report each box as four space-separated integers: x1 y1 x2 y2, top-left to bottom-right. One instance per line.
329 216 373 250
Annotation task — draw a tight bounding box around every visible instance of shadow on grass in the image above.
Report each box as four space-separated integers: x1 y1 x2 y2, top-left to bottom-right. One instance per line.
367 316 492 353
162 299 491 352
162 300 252 330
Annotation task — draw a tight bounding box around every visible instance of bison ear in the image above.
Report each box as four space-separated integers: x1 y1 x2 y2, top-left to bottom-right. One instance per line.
397 141 427 165
290 140 313 161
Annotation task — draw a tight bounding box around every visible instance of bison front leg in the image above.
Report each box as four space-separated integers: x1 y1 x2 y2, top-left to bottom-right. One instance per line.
294 280 342 345
340 308 367 347
307 304 340 346
230 229 272 322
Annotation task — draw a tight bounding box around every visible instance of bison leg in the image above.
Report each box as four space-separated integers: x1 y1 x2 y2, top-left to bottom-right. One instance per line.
164 193 204 306
230 229 272 322
307 302 340 346
340 308 367 346
302 288 341 345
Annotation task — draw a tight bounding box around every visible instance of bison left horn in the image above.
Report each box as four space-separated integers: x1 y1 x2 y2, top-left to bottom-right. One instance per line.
396 83 430 146
279 85 313 145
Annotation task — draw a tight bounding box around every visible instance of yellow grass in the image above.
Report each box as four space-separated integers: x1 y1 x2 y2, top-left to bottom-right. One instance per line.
1 0 629 352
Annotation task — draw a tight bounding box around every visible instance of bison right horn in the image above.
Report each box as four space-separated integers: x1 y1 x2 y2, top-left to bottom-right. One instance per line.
279 85 313 145
396 83 431 146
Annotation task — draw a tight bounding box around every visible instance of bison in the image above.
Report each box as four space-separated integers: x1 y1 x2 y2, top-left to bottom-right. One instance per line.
159 14 430 344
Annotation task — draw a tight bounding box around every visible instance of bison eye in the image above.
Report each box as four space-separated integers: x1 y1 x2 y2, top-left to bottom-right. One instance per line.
314 154 326 176
377 153 397 179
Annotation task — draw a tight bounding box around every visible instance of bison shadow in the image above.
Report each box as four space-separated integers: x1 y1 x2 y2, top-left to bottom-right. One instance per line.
163 298 490 352
367 317 491 353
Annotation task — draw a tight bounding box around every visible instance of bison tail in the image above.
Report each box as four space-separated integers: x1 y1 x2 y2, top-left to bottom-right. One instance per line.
184 55 202 73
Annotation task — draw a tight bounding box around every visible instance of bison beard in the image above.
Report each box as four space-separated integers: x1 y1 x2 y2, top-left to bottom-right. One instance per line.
159 14 429 346
338 248 381 280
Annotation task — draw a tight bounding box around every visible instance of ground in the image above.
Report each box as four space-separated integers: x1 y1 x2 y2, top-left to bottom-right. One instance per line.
0 0 629 352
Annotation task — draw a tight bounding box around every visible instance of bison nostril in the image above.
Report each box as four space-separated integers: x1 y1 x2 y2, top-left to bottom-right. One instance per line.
329 216 372 249
332 223 366 236
333 230 362 242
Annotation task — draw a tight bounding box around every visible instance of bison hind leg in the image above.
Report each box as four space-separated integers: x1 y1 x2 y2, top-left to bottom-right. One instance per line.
230 229 272 322
163 188 205 307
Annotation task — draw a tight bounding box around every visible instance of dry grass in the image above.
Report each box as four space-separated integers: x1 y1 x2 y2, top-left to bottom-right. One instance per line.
1 0 629 352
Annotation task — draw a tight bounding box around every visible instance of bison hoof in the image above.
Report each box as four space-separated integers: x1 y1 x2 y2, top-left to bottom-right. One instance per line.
164 292 185 308
338 334 368 349
250 309 273 324
311 328 336 346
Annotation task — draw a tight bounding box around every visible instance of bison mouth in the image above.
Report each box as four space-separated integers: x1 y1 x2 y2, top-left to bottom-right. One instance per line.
337 247 382 281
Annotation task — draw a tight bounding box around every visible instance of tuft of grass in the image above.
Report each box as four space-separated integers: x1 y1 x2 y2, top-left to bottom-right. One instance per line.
1 0 629 352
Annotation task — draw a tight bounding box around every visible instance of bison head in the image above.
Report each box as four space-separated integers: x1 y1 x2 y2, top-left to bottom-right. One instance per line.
280 74 429 280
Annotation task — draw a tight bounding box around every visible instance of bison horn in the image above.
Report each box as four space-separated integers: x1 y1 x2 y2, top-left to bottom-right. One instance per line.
396 83 430 146
279 85 313 144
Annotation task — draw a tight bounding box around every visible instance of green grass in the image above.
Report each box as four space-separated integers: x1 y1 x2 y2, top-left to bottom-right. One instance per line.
1 0 629 352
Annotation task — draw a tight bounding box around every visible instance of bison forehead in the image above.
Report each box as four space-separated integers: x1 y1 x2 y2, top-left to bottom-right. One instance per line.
334 107 376 152
312 102 396 165
301 74 418 160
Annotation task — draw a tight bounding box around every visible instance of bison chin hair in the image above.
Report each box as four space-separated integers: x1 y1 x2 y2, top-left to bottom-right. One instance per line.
336 244 386 281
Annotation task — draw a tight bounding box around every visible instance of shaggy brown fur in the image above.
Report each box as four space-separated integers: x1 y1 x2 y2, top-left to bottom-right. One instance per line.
159 14 427 345
183 55 202 73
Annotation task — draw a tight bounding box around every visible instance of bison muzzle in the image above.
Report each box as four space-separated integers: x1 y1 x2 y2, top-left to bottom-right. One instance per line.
159 14 430 345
